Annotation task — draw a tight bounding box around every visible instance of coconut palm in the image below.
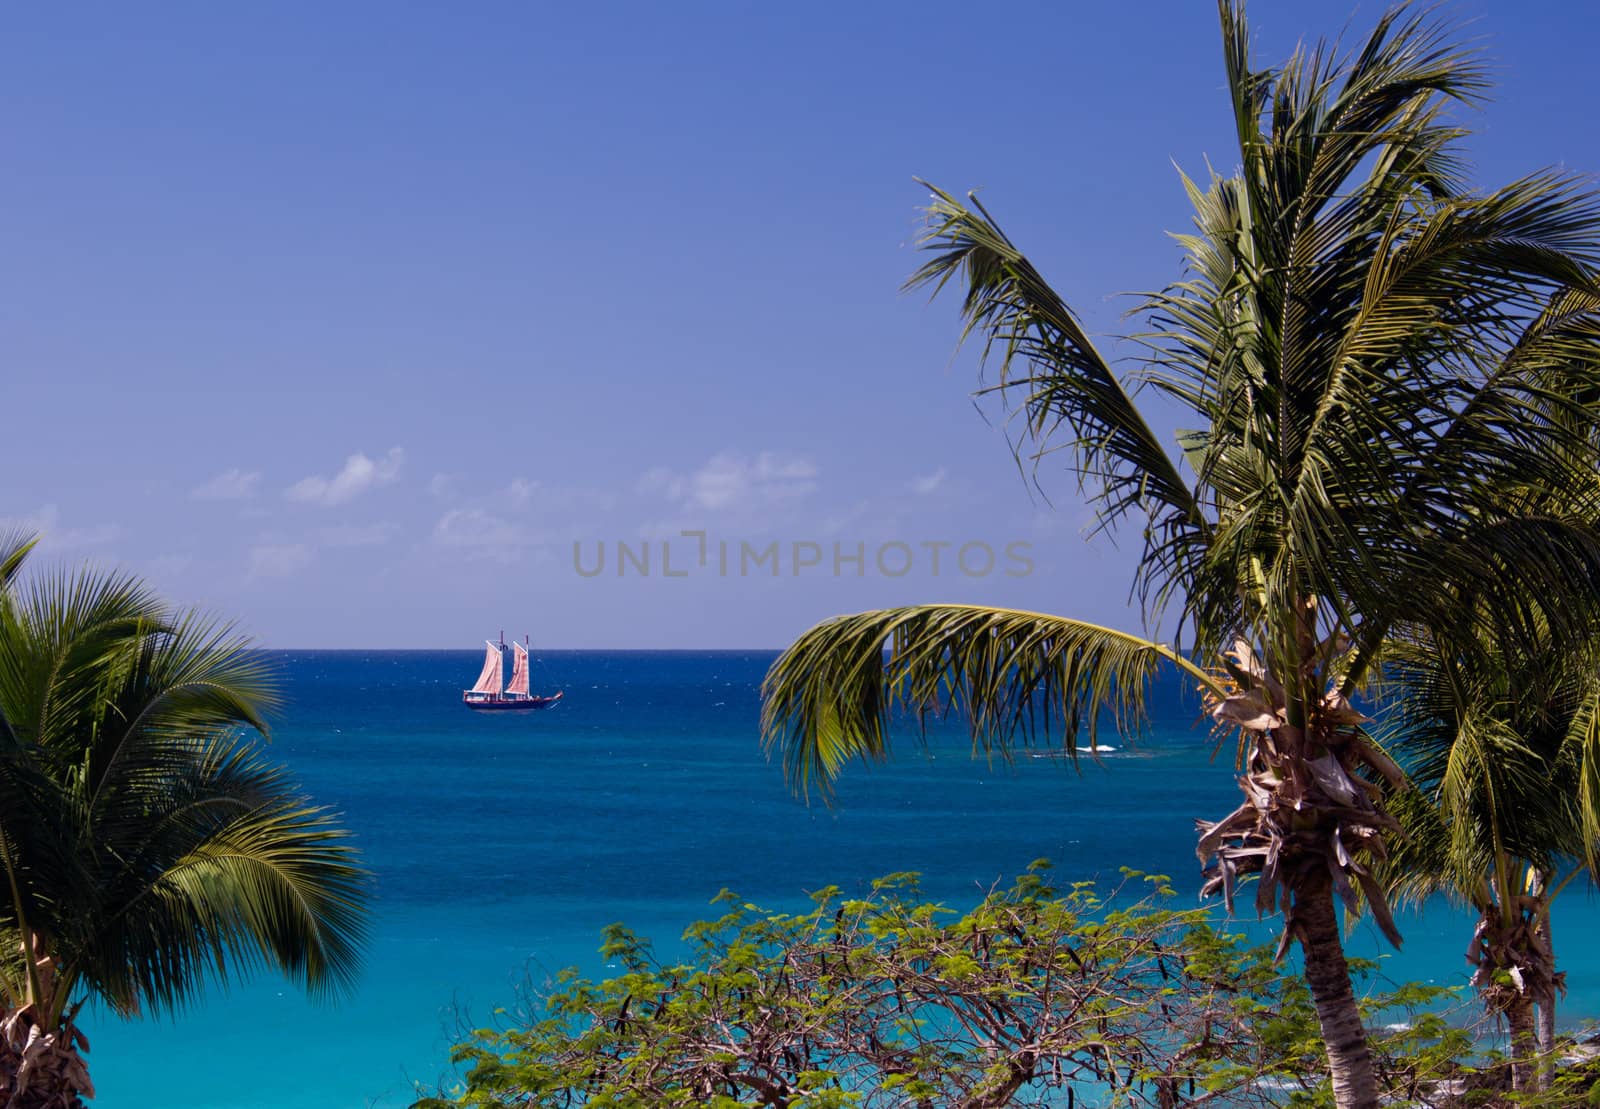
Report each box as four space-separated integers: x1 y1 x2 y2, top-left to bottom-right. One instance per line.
0 533 368 1107
1379 611 1600 1093
760 5 1600 1106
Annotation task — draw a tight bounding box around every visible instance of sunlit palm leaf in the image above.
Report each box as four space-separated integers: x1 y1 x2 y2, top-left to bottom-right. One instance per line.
762 604 1221 801
0 531 37 592
905 189 1214 628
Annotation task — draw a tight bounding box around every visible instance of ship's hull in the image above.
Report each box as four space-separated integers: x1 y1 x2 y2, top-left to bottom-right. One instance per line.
463 692 562 712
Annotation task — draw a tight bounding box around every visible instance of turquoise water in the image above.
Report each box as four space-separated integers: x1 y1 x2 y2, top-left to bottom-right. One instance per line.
79 651 1600 1107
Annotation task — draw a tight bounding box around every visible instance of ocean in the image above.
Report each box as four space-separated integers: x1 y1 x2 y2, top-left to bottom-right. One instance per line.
79 650 1600 1107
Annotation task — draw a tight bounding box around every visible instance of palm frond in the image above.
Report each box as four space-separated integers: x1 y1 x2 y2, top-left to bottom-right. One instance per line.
0 531 37 591
905 187 1211 625
1563 685 1600 875
762 604 1220 801
0 532 39 751
87 735 368 1013
79 607 279 829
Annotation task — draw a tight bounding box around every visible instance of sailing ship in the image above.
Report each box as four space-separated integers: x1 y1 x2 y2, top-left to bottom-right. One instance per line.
463 632 563 711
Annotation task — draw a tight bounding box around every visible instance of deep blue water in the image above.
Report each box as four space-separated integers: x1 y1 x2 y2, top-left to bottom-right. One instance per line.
79 651 1600 1107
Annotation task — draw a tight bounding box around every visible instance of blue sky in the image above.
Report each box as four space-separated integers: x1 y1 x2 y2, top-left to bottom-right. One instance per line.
4 1 1597 648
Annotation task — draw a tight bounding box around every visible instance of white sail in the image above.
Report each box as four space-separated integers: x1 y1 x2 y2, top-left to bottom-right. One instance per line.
468 640 502 695
507 642 530 696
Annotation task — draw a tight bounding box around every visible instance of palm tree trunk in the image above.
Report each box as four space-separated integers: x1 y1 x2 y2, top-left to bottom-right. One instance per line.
1507 992 1538 1092
1297 874 1378 1109
1535 997 1556 1087
1534 907 1556 1088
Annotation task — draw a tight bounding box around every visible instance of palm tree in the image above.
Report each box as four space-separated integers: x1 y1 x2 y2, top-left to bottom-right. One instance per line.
760 5 1600 1106
1379 614 1600 1093
0 533 369 1107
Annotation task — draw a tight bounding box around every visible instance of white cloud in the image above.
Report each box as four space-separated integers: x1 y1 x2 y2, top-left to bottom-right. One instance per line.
494 477 616 514
1 505 121 551
192 468 261 501
754 453 818 482
689 455 750 509
428 472 457 500
433 508 537 563
643 452 819 512
248 543 312 578
286 448 404 507
910 468 947 495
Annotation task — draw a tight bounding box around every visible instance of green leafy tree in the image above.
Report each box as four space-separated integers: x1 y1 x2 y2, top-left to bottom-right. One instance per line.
0 534 369 1107
413 868 1480 1109
760 5 1600 1106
